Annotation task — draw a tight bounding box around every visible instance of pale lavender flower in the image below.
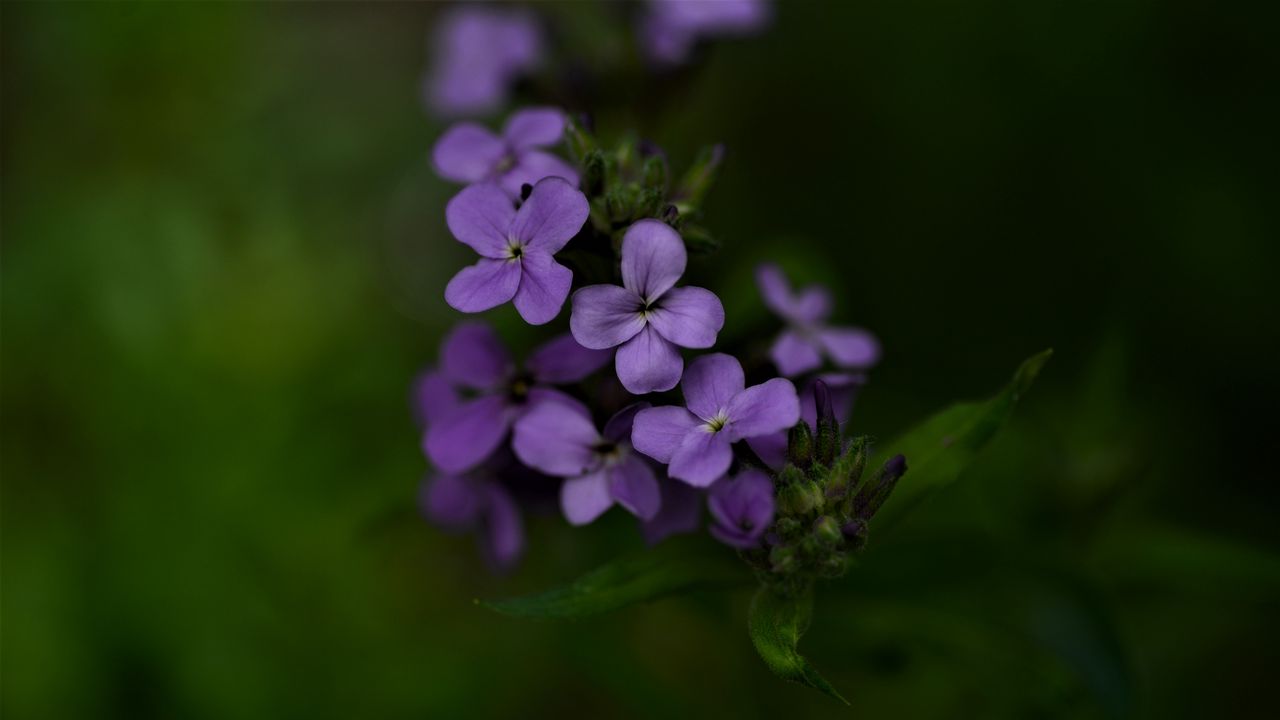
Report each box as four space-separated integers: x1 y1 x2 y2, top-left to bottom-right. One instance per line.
570 220 725 394
423 322 610 474
746 372 865 469
424 6 543 118
631 353 799 486
432 107 580 198
420 469 525 571
707 468 774 549
444 177 588 325
641 0 772 67
756 263 880 377
513 402 661 525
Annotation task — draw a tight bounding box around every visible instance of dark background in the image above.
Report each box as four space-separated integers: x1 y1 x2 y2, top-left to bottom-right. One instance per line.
3 1 1277 718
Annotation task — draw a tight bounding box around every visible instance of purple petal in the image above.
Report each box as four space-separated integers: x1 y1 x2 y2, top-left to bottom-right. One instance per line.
560 471 614 525
412 369 460 428
668 429 733 487
681 353 745 422
512 250 572 325
819 327 882 369
432 123 505 184
500 151 581 199
647 286 724 349
445 183 517 258
482 483 525 571
755 263 832 325
511 401 601 477
526 334 612 384
603 402 650 444
424 7 542 117
641 480 703 545
444 258 521 314
770 329 823 377
745 432 788 471
569 285 645 349
524 386 592 421
621 220 686 302
615 325 683 394
511 177 589 253
424 394 513 473
502 107 566 151
724 377 801 442
707 468 774 549
631 405 701 463
420 474 482 529
440 321 512 390
609 456 661 521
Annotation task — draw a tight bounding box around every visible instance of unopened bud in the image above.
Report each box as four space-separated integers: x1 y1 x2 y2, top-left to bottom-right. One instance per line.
841 519 868 552
813 515 842 545
851 454 908 522
565 113 596 161
813 381 840 465
777 463 805 487
827 436 868 502
769 544 796 574
778 480 823 516
787 421 814 467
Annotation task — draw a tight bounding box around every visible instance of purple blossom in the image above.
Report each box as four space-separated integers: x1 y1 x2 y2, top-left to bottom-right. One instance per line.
707 468 774 549
756 263 881 377
444 177 589 325
747 372 865 469
420 470 525 571
513 402 661 525
423 322 611 474
570 220 725 394
641 0 772 67
423 6 543 118
631 353 799 486
432 107 580 199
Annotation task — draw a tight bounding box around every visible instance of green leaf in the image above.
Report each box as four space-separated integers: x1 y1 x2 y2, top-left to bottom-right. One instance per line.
874 349 1053 528
748 586 849 704
478 536 750 619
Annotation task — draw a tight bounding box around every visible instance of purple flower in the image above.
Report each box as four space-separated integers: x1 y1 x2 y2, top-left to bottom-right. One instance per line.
513 402 661 525
444 177 589 325
432 107 580 199
423 6 543 118
746 372 865 469
756 263 881 377
631 353 799 486
707 468 774 549
420 470 525 571
570 220 725 394
423 322 611 474
641 0 772 67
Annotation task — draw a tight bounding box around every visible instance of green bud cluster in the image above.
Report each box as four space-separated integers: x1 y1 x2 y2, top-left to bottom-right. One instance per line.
741 418 907 595
564 115 722 258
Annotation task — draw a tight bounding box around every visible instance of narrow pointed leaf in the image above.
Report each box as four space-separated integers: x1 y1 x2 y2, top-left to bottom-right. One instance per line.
479 536 750 619
748 586 848 704
873 349 1052 528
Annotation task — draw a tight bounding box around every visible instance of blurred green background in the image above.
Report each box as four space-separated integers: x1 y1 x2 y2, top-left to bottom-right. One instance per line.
4 1 1277 718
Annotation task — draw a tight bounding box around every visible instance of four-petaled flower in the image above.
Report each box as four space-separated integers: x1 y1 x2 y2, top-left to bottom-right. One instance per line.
570 220 725 394
707 468 775 549
631 353 799 486
756 263 880 377
513 403 661 525
423 6 543 118
432 107 580 199
423 322 610 474
420 466 526 572
445 177 589 325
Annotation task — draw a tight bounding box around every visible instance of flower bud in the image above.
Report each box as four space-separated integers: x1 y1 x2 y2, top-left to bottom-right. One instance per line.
827 436 867 502
565 113 596 161
819 552 848 578
813 380 840 465
769 544 797 574
778 480 823 516
582 150 606 196
787 421 814 468
850 454 908 522
777 463 805 487
813 515 842 545
642 153 667 193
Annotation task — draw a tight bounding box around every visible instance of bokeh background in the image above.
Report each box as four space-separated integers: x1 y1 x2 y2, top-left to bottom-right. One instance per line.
4 1 1278 718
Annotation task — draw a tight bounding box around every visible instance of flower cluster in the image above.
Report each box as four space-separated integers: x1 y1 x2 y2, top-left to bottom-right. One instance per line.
414 104 903 583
